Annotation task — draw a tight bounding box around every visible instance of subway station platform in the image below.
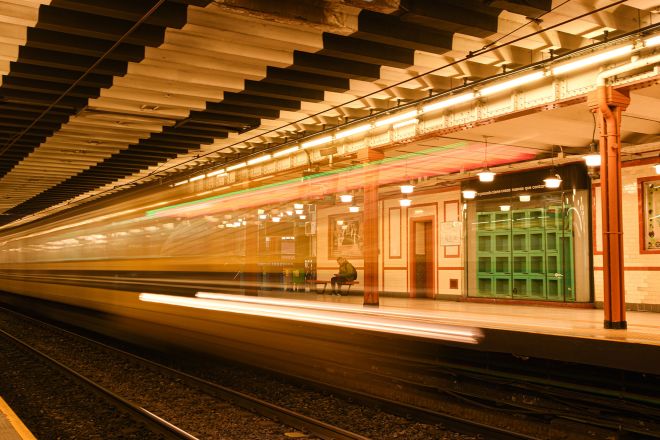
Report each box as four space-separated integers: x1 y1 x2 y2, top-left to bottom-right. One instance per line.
181 290 660 375
0 396 35 440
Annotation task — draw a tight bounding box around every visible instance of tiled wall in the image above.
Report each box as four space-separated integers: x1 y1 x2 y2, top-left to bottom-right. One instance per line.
593 164 660 310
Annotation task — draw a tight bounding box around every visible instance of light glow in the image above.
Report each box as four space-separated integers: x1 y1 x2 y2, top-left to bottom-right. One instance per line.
519 194 531 202
272 216 281 222
174 180 188 187
349 205 360 213
189 174 206 182
392 118 418 129
139 293 481 343
584 153 601 167
552 45 633 75
295 209 303 215
258 214 268 220
375 110 418 127
247 154 272 165
339 194 353 203
462 189 477 199
400 184 414 194
654 164 660 175
645 35 660 48
207 168 226 177
273 146 300 157
299 215 307 220
335 123 372 139
293 203 304 210
478 171 496 182
399 198 412 207
499 205 511 212
480 71 545 96
226 162 247 171
302 136 333 149
422 93 474 113
544 174 562 189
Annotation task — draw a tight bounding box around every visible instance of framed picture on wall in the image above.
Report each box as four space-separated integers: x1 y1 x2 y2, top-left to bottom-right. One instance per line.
328 213 363 258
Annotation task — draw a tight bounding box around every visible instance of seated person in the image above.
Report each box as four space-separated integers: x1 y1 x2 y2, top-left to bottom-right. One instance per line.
330 256 357 296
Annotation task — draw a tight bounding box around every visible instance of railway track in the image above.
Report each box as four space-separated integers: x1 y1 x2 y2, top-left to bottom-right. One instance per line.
0 305 542 440
0 307 369 440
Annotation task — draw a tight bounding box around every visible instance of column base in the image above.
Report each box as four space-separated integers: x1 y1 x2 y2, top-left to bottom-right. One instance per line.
604 320 627 329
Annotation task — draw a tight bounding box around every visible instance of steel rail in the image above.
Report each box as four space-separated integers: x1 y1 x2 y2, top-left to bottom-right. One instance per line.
0 326 197 440
1 307 370 440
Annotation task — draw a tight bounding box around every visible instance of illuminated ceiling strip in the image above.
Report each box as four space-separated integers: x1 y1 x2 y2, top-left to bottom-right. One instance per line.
422 92 474 113
189 174 205 182
552 45 633 75
301 136 333 149
479 71 546 96
206 168 226 177
392 118 418 129
226 162 246 171
273 146 299 157
173 180 188 186
374 110 419 127
335 123 372 139
247 154 271 165
646 35 660 47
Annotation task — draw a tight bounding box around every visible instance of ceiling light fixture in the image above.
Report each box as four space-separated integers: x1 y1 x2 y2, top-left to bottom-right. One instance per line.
422 92 474 114
480 71 545 96
399 196 412 207
375 110 418 127
173 180 188 187
206 168 226 177
189 174 205 182
272 216 281 223
293 203 304 210
302 136 333 149
247 154 271 165
552 45 633 75
299 214 307 220
544 145 563 189
400 184 414 194
349 205 360 213
645 35 660 48
499 205 511 212
462 189 477 199
393 118 418 129
519 194 531 202
544 174 563 189
336 123 372 139
226 162 247 172
477 136 496 182
339 194 353 203
273 146 299 158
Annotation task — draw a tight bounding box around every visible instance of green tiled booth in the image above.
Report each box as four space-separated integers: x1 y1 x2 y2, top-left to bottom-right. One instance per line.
475 206 574 300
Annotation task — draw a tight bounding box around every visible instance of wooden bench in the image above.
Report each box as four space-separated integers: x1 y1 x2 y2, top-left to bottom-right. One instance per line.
305 279 359 295
306 279 329 293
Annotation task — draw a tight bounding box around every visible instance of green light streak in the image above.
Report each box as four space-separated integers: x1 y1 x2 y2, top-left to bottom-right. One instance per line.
147 140 467 216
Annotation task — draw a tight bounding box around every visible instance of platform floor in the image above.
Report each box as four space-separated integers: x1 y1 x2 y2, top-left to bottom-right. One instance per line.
0 396 35 440
197 289 659 374
270 291 660 345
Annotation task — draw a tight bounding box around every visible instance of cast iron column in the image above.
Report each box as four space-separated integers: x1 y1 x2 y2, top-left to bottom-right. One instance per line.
359 148 384 306
588 86 630 329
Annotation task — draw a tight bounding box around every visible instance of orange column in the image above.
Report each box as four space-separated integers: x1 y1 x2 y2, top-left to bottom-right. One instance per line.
358 148 384 306
588 86 630 329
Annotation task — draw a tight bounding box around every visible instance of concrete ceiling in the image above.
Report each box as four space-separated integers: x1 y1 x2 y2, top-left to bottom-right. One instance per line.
0 0 659 226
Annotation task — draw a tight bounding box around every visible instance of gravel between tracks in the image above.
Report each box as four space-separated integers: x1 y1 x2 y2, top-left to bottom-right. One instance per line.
0 309 478 439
